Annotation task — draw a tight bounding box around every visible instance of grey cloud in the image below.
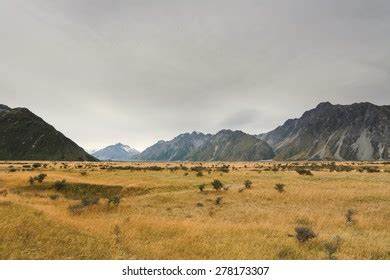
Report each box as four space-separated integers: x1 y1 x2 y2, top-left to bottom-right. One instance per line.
0 0 389 151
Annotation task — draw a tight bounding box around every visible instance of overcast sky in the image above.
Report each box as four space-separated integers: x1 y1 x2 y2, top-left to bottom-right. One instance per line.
1 0 390 151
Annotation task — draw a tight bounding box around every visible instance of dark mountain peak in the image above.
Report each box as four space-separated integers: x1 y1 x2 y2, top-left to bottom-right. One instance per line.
316 101 333 109
0 106 97 161
137 131 211 161
259 102 389 160
215 129 245 136
189 130 274 161
0 104 11 112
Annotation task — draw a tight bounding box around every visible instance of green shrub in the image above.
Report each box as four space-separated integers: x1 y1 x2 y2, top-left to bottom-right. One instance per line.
244 180 253 189
274 183 285 193
108 195 120 206
211 179 223 190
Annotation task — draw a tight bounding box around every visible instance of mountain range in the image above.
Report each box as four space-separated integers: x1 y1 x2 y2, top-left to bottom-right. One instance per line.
258 102 389 160
91 143 140 161
0 105 96 161
1 102 389 161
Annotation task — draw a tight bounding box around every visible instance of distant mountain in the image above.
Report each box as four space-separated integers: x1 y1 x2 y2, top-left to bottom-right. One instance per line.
92 143 140 161
0 105 97 161
136 130 274 161
258 102 390 160
136 132 211 161
188 130 275 161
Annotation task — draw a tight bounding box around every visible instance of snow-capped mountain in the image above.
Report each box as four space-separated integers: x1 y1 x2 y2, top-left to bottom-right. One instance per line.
91 143 140 161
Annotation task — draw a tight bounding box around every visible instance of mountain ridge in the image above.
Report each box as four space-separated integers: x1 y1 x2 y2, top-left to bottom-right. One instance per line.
92 143 140 161
0 105 97 161
258 102 390 160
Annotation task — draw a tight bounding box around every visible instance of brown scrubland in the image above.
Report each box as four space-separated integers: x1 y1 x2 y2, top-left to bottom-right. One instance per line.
0 161 389 260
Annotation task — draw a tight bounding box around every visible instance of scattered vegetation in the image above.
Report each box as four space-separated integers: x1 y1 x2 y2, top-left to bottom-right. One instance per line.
215 196 223 205
295 226 316 243
296 168 313 176
244 180 253 189
274 183 285 193
211 179 223 190
345 208 357 226
324 236 342 259
198 184 206 192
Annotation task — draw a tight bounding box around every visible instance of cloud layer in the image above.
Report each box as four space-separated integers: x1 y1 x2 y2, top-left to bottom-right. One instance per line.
1 0 389 150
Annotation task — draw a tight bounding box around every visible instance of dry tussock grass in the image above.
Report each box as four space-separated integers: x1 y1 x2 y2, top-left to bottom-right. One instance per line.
0 161 389 259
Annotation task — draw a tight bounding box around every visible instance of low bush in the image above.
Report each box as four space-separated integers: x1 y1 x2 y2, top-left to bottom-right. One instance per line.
295 226 316 243
345 208 357 225
296 168 313 176
215 196 223 205
274 183 285 193
211 179 223 190
108 195 120 206
244 180 253 189
198 184 206 192
324 236 341 259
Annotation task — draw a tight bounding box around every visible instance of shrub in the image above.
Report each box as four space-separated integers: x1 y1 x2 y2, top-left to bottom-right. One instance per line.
34 173 47 183
196 171 204 177
32 163 42 168
81 196 100 207
295 226 316 243
211 179 223 190
345 208 357 225
196 202 204 207
324 236 341 259
108 195 120 206
296 168 313 176
274 183 285 193
49 194 59 200
215 196 223 205
0 189 8 197
114 225 121 244
80 171 87 176
8 168 17 172
68 203 84 215
53 180 67 191
184 172 189 176
244 180 253 189
29 176 35 185
198 184 206 192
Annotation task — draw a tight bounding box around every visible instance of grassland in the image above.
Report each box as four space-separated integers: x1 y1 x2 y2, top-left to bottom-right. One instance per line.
0 161 389 260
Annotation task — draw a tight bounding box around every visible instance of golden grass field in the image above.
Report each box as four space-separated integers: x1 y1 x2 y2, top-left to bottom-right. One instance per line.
0 161 389 260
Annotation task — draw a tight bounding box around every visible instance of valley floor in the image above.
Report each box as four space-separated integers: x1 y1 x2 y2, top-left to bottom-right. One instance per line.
0 161 389 260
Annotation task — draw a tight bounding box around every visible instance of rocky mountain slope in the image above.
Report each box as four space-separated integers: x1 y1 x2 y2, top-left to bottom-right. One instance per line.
188 130 274 161
0 105 97 161
136 132 211 161
92 143 139 161
137 130 274 161
258 102 390 160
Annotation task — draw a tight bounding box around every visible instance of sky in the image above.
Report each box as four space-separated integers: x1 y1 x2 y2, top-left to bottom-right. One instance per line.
1 0 389 151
